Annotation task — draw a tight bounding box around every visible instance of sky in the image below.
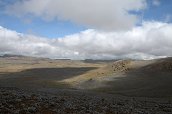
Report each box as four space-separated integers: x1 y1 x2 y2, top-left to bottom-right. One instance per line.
0 0 172 59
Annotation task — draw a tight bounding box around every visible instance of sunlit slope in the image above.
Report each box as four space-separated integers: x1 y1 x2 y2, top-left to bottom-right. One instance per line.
61 58 172 97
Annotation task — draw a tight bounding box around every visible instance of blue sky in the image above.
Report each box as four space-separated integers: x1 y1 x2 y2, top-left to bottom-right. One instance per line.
144 0 172 22
0 14 86 38
0 0 171 38
0 0 86 38
0 0 172 59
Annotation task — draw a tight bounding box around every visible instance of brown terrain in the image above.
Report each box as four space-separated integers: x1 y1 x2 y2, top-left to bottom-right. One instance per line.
0 54 172 114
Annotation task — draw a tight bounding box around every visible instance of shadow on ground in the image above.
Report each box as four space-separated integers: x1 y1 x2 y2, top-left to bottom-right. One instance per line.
93 65 172 98
0 67 97 89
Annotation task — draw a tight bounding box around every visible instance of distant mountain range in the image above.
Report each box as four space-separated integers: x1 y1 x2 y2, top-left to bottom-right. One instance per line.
0 54 26 58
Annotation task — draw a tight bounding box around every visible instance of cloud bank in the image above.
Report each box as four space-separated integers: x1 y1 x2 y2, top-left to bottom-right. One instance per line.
0 21 172 60
5 0 146 31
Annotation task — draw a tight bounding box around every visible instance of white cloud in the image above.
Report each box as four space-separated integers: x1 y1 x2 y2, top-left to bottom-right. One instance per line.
5 0 146 31
165 14 172 23
152 0 160 6
0 21 172 60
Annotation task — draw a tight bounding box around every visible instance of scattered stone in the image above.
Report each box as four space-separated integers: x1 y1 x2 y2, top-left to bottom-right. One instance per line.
0 87 172 114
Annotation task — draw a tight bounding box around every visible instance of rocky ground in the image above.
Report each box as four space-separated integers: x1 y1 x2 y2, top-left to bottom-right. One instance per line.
0 87 172 114
1 57 172 114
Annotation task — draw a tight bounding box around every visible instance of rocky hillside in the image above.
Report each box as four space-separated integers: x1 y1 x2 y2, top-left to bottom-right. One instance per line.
142 58 172 72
